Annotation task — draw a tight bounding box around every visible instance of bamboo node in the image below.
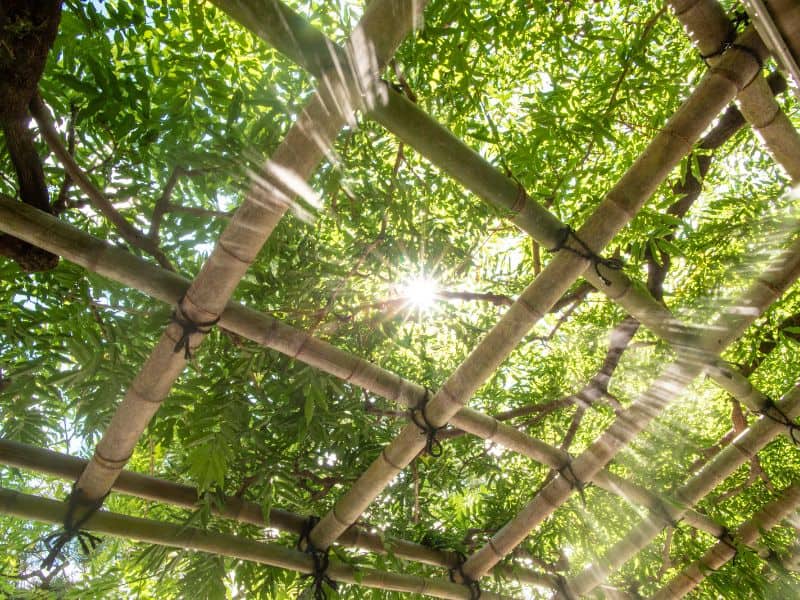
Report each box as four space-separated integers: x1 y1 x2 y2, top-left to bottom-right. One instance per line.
408 388 445 457
296 516 338 599
448 551 482 599
39 484 106 570
548 226 623 286
170 296 220 359
759 398 800 445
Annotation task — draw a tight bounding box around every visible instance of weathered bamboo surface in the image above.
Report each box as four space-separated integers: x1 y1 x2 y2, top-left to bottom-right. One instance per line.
650 482 800 599
307 30 764 551
214 0 785 441
670 0 800 181
0 438 552 587
0 197 725 549
564 380 800 597
463 224 800 579
74 0 426 502
0 487 515 600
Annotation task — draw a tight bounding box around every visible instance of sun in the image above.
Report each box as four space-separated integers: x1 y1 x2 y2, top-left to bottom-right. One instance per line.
399 276 439 311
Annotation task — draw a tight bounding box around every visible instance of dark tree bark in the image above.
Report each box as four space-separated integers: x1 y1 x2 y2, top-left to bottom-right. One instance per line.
0 0 63 271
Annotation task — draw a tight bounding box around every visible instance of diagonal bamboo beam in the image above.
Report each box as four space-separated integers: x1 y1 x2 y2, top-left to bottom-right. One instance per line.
213 0 786 441
669 0 800 182
0 438 553 588
0 487 515 600
463 230 800 580
565 381 800 598
650 482 800 599
0 197 724 551
305 33 765 552
74 0 426 503
741 0 800 97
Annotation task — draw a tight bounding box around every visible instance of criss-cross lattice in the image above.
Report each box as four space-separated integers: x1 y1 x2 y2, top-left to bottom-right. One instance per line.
1 1 800 599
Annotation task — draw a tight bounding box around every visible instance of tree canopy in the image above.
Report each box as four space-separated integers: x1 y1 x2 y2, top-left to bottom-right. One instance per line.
2 0 800 598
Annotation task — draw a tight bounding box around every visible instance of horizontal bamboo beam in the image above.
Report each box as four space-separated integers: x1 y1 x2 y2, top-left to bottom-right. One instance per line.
0 486 514 600
0 438 552 588
650 482 800 599
564 380 800 597
0 196 722 547
212 0 787 443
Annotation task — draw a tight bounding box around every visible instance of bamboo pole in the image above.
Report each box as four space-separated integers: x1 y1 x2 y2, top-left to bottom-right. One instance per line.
462 227 800 580
0 197 726 554
0 438 553 588
212 0 785 438
73 0 426 503
0 487 515 600
742 0 800 98
767 0 800 63
563 380 800 597
669 0 800 181
650 482 800 599
306 33 765 551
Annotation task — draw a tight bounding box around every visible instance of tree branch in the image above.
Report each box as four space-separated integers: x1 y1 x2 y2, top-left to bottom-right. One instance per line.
29 92 174 270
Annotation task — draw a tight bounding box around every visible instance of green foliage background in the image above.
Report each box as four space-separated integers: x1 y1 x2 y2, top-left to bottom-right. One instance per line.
2 0 800 597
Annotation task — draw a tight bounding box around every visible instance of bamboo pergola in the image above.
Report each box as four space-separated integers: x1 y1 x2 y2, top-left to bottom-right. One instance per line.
3 0 800 597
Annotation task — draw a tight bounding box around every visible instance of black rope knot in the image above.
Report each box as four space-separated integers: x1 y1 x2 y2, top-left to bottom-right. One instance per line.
558 459 588 505
449 552 481 600
652 501 682 529
759 397 800 445
409 388 445 457
170 296 220 359
699 12 763 83
297 516 337 600
716 527 739 565
40 484 106 570
548 226 623 286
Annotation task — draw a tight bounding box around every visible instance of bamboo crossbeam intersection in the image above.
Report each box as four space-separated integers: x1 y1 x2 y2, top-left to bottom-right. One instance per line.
305 24 769 559
2 0 798 595
74 0 426 504
650 482 800 599
0 197 740 555
0 438 553 588
0 487 515 600
669 0 800 182
564 381 800 598
464 223 800 580
212 0 791 439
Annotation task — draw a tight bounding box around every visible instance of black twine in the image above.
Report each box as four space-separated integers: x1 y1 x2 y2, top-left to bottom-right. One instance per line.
716 527 739 565
409 389 445 457
170 296 220 359
652 501 682 529
297 517 337 600
40 484 106 570
699 12 763 77
558 459 587 505
759 398 800 445
548 226 623 286
449 552 481 600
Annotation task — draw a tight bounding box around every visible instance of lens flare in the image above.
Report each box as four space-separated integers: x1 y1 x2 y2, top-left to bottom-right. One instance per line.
400 276 438 310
